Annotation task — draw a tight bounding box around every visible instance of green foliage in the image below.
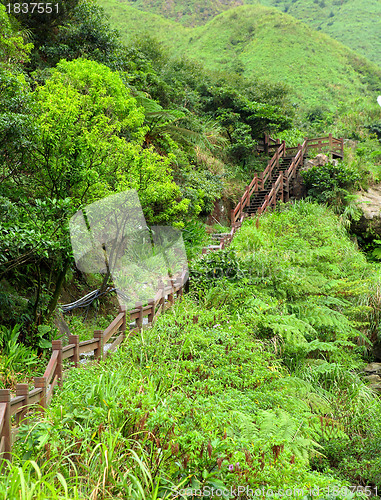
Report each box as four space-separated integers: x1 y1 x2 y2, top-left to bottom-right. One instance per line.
28 58 145 202
40 0 120 67
100 1 381 112
301 161 361 209
7 201 381 493
0 4 33 67
0 324 42 388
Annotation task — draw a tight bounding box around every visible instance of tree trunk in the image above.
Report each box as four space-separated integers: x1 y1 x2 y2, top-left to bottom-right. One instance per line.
45 259 71 320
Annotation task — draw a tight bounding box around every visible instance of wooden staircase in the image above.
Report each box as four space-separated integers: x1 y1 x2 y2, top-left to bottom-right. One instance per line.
203 133 344 254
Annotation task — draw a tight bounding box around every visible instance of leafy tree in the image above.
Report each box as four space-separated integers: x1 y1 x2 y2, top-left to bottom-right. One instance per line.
23 58 145 202
6 0 80 48
0 4 33 67
40 0 120 68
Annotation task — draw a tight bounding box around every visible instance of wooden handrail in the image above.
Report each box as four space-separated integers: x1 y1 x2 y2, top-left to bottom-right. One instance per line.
1 133 345 459
43 350 58 386
1 267 189 462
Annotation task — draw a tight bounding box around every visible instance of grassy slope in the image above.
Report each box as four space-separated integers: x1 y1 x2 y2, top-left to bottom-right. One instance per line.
102 0 381 66
100 1 381 110
115 0 246 26
7 201 381 495
256 0 381 67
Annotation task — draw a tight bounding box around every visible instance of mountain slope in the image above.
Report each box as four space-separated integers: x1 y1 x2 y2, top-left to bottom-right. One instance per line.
100 1 381 110
118 0 245 26
256 0 381 67
101 0 381 66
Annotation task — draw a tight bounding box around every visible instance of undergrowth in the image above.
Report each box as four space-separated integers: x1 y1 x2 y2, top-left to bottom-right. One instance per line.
5 201 381 497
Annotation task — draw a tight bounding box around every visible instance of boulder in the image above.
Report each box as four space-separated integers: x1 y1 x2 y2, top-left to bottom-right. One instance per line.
369 383 381 393
302 153 329 171
301 154 338 172
351 185 381 239
364 362 381 373
364 374 381 383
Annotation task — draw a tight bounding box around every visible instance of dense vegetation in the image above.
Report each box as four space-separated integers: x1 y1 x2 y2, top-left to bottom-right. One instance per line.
0 0 292 383
99 0 381 114
4 202 381 497
111 0 381 67
2 0 381 497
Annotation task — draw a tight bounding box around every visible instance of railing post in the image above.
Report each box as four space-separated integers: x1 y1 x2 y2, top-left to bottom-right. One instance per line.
318 140 322 152
264 194 269 213
340 137 344 156
230 209 235 226
52 340 62 388
329 133 333 151
245 185 250 208
168 279 175 306
34 377 47 412
158 281 165 312
275 148 279 172
15 384 29 426
135 301 143 329
147 299 155 324
280 173 284 202
68 334 79 367
94 330 104 361
284 171 289 202
119 304 127 335
177 275 184 299
282 140 286 156
304 137 309 155
0 389 11 462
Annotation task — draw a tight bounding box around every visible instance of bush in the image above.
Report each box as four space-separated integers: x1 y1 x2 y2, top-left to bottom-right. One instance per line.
301 161 360 206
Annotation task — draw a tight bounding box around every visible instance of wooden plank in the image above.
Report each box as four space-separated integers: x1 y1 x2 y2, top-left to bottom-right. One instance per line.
78 338 99 354
152 303 163 324
11 428 19 445
62 343 75 353
0 403 5 436
62 346 74 360
43 350 58 385
129 310 141 320
154 290 163 304
103 312 124 343
10 395 24 408
28 387 43 406
0 436 4 454
10 395 25 417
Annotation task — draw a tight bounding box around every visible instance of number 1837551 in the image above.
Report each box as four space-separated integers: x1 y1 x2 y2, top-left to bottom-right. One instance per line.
6 3 59 13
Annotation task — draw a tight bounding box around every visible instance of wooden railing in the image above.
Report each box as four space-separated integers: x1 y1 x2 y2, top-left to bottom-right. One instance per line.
306 134 343 157
0 270 188 462
230 141 287 226
1 133 345 459
203 134 344 254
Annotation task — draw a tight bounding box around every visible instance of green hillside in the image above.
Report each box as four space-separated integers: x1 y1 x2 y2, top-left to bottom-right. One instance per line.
101 0 381 67
115 0 245 26
256 0 381 67
99 1 381 111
